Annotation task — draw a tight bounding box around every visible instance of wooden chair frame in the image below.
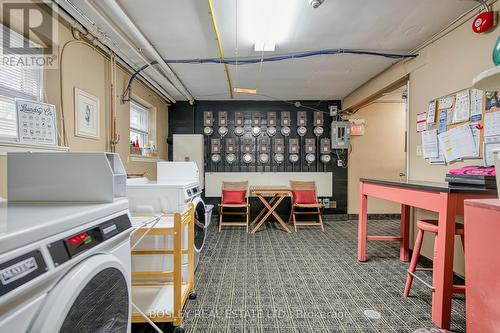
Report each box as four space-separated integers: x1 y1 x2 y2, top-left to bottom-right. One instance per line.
288 180 325 232
219 181 250 232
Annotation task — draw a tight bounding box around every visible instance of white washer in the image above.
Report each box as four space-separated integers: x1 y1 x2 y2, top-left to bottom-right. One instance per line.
0 198 132 333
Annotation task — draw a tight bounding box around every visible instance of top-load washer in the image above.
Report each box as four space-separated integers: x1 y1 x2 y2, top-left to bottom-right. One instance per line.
0 198 132 333
127 162 210 273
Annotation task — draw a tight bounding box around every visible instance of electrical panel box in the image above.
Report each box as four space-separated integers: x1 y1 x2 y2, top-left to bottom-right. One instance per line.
267 112 277 126
281 112 291 126
274 138 284 153
235 111 244 126
204 112 214 126
252 113 261 126
242 138 253 153
314 111 324 127
211 138 221 153
320 138 331 154
289 138 299 154
305 138 316 153
331 121 351 149
259 137 270 153
226 138 236 153
297 111 307 126
218 111 227 126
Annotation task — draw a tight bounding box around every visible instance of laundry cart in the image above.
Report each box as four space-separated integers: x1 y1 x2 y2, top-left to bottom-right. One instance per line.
130 204 196 333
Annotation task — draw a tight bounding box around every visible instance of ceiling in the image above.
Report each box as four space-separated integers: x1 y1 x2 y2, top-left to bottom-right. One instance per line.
62 0 479 102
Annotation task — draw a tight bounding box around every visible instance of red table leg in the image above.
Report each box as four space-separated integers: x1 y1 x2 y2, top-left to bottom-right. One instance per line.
432 193 457 330
400 204 411 262
358 182 368 262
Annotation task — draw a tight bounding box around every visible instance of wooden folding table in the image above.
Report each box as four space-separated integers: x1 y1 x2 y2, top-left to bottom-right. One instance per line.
250 187 292 234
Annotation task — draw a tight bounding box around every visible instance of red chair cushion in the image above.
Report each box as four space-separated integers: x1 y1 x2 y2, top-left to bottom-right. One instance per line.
292 189 317 204
222 190 246 204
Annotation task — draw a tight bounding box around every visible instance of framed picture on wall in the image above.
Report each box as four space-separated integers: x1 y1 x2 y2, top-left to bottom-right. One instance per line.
74 88 100 139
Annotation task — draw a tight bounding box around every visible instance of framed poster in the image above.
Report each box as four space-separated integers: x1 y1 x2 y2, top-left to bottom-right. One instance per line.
74 88 100 139
16 99 57 145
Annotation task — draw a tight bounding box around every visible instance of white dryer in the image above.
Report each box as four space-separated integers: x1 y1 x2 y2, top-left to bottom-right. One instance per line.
0 198 132 333
127 162 211 271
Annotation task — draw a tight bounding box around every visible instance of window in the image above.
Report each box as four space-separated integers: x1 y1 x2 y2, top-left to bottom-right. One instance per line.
0 25 43 141
130 100 149 148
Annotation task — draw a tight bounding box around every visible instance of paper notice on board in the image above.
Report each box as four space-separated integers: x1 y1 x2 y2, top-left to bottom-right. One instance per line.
484 110 500 137
427 100 437 124
470 89 484 122
421 129 439 158
438 124 477 163
417 112 427 132
467 123 481 158
484 135 500 166
429 143 446 165
438 95 455 110
438 110 447 133
483 141 500 166
452 90 470 123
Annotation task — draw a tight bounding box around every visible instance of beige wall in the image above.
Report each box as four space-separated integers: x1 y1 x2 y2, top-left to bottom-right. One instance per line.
343 3 500 276
0 14 169 198
346 102 406 214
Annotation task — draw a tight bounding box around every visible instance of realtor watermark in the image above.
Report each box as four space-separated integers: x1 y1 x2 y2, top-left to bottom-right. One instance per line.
1 0 58 68
146 309 349 320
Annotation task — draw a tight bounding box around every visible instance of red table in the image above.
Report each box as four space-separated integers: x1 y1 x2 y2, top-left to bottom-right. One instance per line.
464 199 500 333
358 178 496 329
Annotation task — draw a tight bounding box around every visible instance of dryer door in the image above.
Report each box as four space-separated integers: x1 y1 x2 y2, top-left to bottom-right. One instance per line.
30 254 130 333
192 197 207 253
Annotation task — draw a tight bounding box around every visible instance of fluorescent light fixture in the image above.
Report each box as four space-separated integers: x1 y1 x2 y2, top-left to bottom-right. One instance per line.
234 88 257 94
241 0 298 52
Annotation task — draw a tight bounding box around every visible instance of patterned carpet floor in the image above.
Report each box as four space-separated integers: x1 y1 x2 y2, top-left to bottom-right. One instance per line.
132 216 466 333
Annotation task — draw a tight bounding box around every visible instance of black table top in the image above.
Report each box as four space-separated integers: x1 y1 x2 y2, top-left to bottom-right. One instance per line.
360 178 498 195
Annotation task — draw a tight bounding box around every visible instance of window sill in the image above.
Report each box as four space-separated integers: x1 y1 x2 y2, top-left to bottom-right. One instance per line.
0 140 69 156
129 155 162 163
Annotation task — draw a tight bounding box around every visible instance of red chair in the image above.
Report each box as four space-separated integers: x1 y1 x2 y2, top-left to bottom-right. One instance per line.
289 181 324 232
218 181 250 232
404 219 465 297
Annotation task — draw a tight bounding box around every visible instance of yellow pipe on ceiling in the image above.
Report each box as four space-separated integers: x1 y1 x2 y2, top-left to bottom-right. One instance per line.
208 0 234 99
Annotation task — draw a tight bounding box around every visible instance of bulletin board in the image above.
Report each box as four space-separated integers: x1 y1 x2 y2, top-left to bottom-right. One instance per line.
419 88 500 166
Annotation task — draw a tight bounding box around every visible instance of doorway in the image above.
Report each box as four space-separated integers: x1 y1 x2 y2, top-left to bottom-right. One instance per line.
346 84 408 215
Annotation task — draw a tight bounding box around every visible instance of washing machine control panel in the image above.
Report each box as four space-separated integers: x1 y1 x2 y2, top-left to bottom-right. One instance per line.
184 186 201 201
48 214 131 266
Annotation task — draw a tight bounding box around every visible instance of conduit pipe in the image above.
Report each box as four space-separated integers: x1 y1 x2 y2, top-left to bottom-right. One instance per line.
208 0 234 99
96 0 194 103
53 0 176 103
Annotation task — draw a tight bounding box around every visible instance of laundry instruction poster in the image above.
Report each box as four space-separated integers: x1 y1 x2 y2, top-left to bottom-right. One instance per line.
16 99 57 146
